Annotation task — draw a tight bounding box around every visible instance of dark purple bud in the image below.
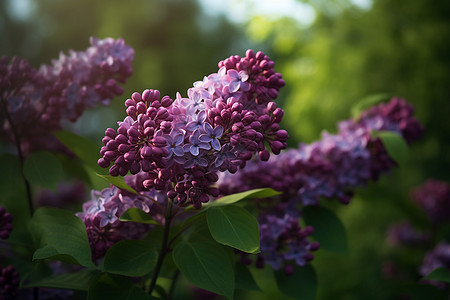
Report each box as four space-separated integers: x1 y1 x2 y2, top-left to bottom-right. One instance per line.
105 128 117 138
276 130 289 141
97 157 111 168
102 136 112 146
125 99 135 107
259 149 270 161
131 92 142 102
161 95 173 107
106 139 119 151
109 165 120 176
130 161 140 174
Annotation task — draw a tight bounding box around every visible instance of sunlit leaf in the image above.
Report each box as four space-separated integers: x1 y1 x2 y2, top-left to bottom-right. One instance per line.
119 207 158 225
29 207 95 268
96 174 137 194
207 188 280 207
173 241 234 299
207 205 260 253
372 130 409 166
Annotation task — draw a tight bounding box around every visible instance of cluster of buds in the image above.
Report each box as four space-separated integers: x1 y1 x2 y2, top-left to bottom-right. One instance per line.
99 50 287 209
218 97 423 271
0 37 134 154
0 206 13 240
219 97 423 206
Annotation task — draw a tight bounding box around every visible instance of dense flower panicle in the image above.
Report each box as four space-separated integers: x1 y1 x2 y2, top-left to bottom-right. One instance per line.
387 221 430 247
411 179 450 224
99 50 287 208
76 184 160 259
0 37 134 154
0 265 20 299
217 98 422 270
0 206 13 240
218 97 423 207
258 210 319 271
419 242 450 289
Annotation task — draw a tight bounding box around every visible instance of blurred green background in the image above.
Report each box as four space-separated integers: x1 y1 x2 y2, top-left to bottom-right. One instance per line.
1 0 449 298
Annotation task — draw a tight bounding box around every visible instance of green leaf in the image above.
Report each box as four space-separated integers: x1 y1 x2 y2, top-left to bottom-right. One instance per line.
23 151 63 190
372 130 409 166
235 264 261 292
274 264 317 300
424 267 450 283
119 207 159 225
29 207 95 268
96 174 137 194
23 269 101 291
207 205 260 253
351 93 390 118
303 206 348 255
173 241 235 299
0 154 24 199
54 130 106 175
103 240 158 277
207 188 280 207
88 273 150 300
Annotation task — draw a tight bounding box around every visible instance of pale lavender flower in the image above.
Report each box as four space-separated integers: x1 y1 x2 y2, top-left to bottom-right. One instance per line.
165 129 185 158
186 110 206 132
200 123 223 151
227 69 250 92
185 129 211 156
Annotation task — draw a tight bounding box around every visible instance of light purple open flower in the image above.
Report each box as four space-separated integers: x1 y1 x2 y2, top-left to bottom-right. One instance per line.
227 69 250 92
165 129 185 158
184 129 211 156
200 123 223 151
186 110 206 132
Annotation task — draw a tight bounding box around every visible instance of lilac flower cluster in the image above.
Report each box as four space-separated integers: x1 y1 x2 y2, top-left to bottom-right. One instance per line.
0 37 134 154
0 206 13 240
411 179 450 224
419 242 450 289
0 265 19 299
76 181 162 259
387 221 430 247
219 97 423 206
98 50 287 208
217 97 422 271
258 208 319 271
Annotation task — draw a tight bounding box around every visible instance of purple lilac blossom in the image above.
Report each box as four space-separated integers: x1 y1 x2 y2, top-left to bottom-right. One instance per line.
76 182 161 260
218 97 423 207
217 97 422 271
387 221 430 247
99 49 288 209
0 37 134 155
258 208 319 271
0 206 13 240
0 265 20 299
411 179 450 224
419 242 450 289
